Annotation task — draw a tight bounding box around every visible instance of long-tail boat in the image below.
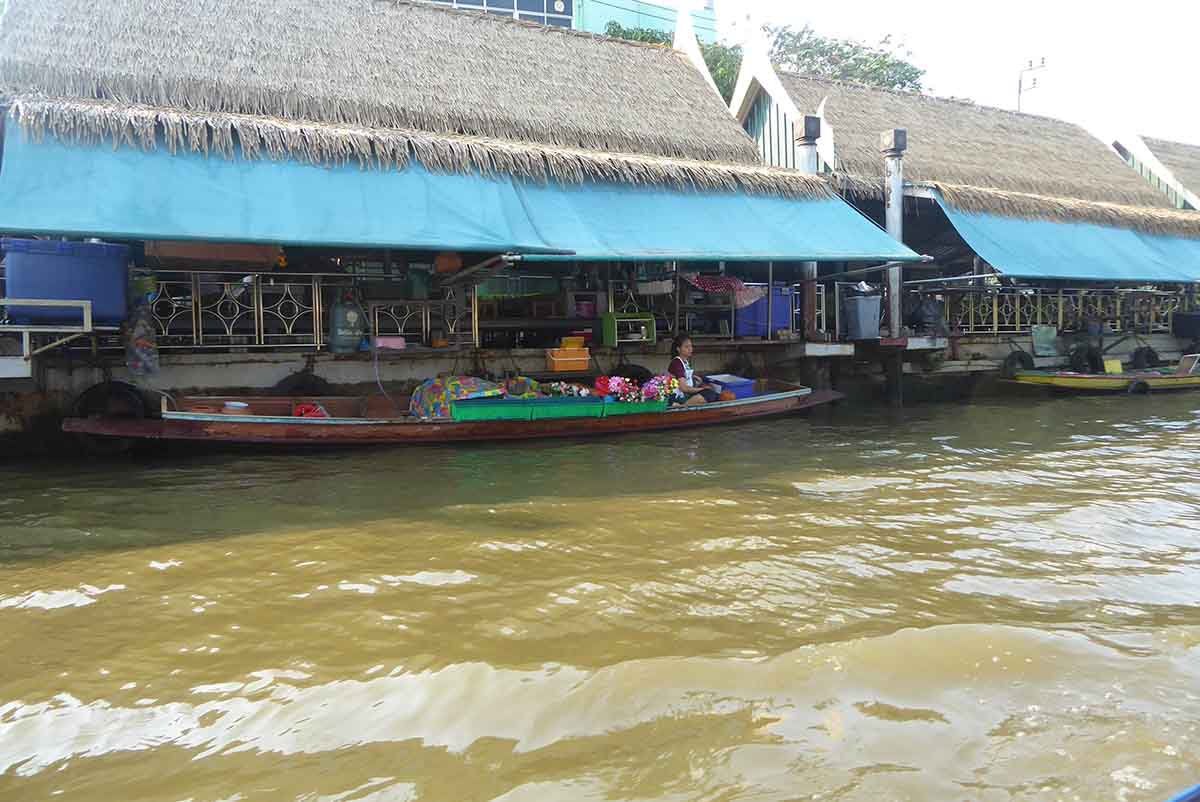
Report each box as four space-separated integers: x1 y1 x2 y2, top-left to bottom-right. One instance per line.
63 380 839 448
1009 354 1200 393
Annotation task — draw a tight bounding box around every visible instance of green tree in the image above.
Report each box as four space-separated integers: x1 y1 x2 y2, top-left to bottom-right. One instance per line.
602 21 925 102
766 25 925 92
604 21 671 45
603 22 742 104
698 41 743 105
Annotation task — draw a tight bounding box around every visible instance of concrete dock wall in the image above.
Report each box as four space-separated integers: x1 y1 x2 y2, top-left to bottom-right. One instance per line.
2 332 1190 456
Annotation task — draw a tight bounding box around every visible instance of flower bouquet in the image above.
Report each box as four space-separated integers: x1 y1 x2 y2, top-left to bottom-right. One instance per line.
545 381 591 397
606 376 641 403
640 374 679 402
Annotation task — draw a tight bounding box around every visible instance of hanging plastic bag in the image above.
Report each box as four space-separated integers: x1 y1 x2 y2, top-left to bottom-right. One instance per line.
125 302 159 376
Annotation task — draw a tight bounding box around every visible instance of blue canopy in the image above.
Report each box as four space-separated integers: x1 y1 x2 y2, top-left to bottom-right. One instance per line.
516 179 921 263
0 126 562 254
0 126 920 263
936 194 1200 283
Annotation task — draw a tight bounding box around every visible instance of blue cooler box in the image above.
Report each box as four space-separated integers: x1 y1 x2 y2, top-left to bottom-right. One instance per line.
707 374 755 399
3 238 130 326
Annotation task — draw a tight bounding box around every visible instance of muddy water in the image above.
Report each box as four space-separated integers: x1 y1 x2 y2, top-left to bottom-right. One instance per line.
2 395 1200 801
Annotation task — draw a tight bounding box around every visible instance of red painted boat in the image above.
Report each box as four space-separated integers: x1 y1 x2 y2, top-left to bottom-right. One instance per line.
62 380 840 447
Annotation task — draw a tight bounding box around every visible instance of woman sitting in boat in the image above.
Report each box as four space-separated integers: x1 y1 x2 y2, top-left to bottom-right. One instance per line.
669 334 720 406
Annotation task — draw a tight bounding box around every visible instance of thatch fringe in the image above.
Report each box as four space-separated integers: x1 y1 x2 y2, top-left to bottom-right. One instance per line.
934 183 1200 239
827 172 884 201
10 97 833 199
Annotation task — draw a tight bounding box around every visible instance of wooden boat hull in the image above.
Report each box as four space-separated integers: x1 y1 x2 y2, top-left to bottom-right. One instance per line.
1010 370 1200 392
63 386 841 446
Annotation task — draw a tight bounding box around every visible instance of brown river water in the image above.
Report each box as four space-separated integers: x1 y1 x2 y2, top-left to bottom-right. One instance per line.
2 394 1200 802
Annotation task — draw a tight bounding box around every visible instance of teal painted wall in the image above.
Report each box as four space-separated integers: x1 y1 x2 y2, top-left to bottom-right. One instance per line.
576 0 717 43
743 92 797 170
1124 153 1194 210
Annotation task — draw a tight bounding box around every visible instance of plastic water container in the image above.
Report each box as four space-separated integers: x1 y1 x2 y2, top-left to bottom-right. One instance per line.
735 286 792 337
2 239 130 326
841 295 882 340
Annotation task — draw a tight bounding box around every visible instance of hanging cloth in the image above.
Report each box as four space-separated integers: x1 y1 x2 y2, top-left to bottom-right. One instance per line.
681 273 768 309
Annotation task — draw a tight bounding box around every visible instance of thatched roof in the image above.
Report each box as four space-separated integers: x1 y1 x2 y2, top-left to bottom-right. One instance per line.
0 0 828 198
1142 136 1200 196
935 184 1200 239
776 73 1175 214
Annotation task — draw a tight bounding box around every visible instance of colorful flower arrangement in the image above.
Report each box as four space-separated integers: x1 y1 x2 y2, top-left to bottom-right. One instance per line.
640 374 679 402
591 374 679 403
606 376 641 403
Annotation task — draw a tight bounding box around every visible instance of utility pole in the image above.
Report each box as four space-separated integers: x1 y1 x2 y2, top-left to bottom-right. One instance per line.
1017 57 1047 112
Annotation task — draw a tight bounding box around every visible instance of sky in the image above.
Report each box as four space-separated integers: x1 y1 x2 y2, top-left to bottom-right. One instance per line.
706 0 1199 147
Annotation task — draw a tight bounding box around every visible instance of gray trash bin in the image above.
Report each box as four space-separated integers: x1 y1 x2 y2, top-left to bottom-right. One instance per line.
842 295 882 340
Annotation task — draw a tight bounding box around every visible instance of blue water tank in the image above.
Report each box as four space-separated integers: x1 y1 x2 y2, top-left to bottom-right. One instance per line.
735 286 793 337
2 239 130 326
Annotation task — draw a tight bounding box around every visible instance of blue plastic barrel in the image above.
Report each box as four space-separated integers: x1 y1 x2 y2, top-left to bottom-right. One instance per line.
2 239 130 326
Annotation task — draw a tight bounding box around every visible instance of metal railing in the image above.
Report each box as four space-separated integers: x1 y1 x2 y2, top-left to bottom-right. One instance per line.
141 271 472 349
792 284 827 335
942 286 1191 336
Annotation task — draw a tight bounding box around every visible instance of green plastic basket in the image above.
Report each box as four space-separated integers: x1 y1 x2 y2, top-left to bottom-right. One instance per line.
528 398 605 420
603 399 668 416
451 400 533 422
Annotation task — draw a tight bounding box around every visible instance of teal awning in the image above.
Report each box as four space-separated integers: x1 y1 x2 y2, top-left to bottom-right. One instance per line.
0 126 563 254
936 194 1200 283
0 125 920 263
516 180 922 263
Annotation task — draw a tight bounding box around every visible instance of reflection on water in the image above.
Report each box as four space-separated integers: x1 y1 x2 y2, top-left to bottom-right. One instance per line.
2 394 1200 801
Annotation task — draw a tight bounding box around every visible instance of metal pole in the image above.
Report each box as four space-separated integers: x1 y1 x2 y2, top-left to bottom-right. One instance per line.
471 284 480 349
801 260 922 285
766 261 774 341
673 262 681 337
881 129 907 339
903 273 981 287
795 116 821 340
